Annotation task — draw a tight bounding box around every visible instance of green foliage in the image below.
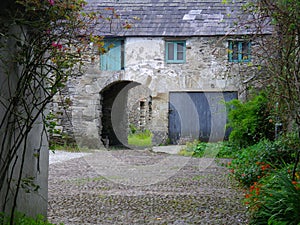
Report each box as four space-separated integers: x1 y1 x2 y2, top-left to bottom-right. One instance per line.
20 176 40 193
0 212 61 225
50 143 80 152
215 141 239 158
179 140 203 157
227 133 300 224
241 0 300 131
179 141 237 158
226 93 274 148
129 124 137 135
45 113 61 137
247 171 300 225
135 129 152 139
228 138 296 187
128 129 152 147
192 142 208 157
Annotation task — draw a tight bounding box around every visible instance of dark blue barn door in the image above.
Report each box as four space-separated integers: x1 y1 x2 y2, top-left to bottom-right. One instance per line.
168 91 237 144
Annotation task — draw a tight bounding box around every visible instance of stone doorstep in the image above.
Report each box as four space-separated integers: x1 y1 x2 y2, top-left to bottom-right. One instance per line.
152 145 185 155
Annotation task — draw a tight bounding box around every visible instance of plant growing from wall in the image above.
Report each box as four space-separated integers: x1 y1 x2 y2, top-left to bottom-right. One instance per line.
0 0 130 222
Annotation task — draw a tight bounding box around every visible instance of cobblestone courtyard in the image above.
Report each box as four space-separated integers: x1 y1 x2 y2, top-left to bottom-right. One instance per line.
48 150 248 225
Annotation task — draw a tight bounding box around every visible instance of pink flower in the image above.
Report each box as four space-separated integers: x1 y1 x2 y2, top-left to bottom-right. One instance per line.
51 42 57 47
48 0 54 6
57 43 63 50
51 42 63 50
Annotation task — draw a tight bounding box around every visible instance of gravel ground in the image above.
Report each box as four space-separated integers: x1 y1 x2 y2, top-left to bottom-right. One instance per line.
48 149 249 225
49 151 92 165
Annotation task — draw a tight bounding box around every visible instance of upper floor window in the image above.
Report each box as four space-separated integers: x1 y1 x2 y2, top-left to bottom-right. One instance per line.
100 39 124 71
228 40 251 63
166 41 186 63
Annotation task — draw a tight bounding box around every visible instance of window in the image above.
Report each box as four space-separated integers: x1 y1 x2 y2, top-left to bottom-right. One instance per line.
166 41 186 63
100 39 124 71
228 40 251 62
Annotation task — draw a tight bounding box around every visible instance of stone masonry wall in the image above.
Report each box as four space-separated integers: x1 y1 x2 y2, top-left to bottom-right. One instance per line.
128 85 152 132
53 36 261 148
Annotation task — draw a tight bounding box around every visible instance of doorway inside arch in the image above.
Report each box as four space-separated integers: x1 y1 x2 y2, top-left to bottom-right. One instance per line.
100 81 152 148
127 85 152 147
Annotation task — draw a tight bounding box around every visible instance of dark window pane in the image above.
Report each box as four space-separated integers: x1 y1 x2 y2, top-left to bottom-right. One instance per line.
168 43 174 60
120 40 125 69
177 52 183 60
232 42 238 60
177 43 184 52
242 42 249 60
177 43 184 60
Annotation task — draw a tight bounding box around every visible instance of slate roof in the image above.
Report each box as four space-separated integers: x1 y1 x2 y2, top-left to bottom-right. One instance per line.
84 0 273 37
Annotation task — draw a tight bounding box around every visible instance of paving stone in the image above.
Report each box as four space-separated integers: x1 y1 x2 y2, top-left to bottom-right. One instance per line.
48 150 248 225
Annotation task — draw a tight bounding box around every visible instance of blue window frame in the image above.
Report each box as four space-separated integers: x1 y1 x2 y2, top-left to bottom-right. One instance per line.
166 41 186 63
228 40 251 62
100 39 124 71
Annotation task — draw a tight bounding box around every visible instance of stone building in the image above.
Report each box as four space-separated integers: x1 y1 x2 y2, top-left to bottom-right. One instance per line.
53 0 272 148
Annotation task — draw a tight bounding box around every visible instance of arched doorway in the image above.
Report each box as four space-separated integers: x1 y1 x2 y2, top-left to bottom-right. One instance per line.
100 81 152 148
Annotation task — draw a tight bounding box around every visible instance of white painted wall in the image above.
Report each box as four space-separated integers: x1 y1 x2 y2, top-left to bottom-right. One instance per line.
0 18 48 218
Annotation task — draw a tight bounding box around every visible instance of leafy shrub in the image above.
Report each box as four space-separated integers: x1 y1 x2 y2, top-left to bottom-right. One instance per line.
0 213 59 225
193 141 236 158
179 141 214 157
178 140 201 157
247 171 300 225
215 141 239 158
192 142 208 157
228 133 300 224
228 138 296 187
226 93 274 148
179 141 236 158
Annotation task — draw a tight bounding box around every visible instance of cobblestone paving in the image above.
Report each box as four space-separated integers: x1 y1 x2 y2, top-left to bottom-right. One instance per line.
48 150 248 225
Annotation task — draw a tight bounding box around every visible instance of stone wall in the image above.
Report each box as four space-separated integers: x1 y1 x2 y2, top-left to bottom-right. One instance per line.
128 85 152 132
54 36 261 148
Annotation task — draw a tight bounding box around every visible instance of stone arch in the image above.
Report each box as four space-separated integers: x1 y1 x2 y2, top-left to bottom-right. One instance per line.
69 71 160 149
100 80 152 147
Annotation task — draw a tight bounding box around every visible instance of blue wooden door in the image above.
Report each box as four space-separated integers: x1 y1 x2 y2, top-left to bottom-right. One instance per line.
168 92 237 144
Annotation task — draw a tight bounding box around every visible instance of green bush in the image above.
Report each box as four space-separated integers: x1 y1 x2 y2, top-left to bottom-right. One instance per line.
215 141 239 158
0 213 60 225
179 141 222 158
226 93 274 148
227 133 300 224
192 142 208 157
178 140 201 157
193 141 237 158
247 171 300 225
179 141 237 158
228 138 296 187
